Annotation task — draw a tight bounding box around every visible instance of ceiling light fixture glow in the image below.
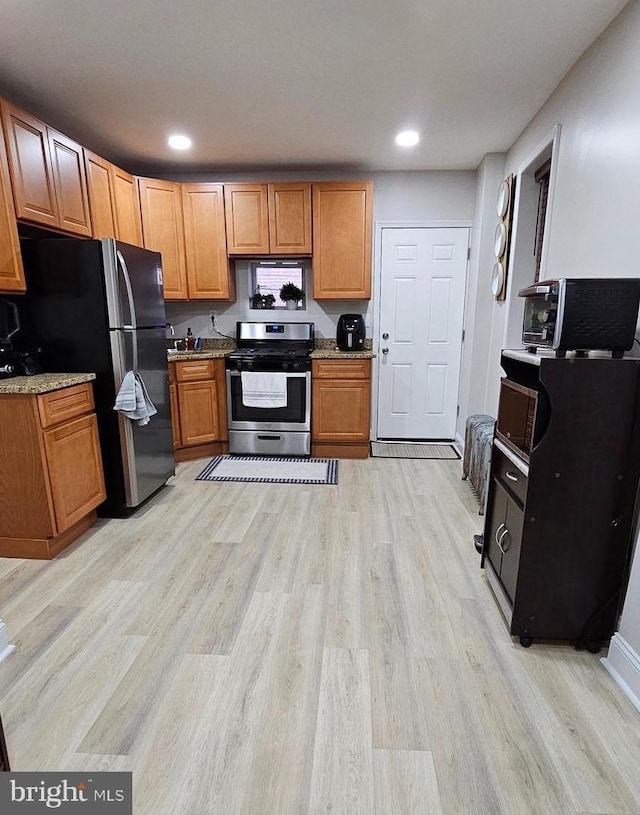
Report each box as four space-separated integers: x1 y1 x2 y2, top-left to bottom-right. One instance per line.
168 134 192 150
395 130 420 147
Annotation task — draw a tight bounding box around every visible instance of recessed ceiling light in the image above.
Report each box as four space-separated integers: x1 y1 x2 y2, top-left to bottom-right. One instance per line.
395 130 420 147
168 134 192 150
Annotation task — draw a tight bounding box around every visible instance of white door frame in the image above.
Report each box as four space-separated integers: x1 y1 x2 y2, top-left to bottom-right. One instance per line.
371 220 472 442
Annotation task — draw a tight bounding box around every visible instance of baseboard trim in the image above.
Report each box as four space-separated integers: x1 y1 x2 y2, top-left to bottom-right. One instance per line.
602 633 640 714
175 441 228 463
454 431 465 457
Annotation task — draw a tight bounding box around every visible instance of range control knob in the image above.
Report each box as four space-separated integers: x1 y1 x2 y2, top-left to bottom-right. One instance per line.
235 360 242 371
293 362 300 371
247 360 254 370
282 362 289 370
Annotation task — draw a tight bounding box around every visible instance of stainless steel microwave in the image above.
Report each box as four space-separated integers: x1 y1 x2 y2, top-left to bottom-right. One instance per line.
496 378 539 461
518 278 640 358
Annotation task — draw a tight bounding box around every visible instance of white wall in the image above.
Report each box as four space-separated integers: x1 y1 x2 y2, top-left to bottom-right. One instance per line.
472 0 640 705
165 169 476 340
456 153 505 441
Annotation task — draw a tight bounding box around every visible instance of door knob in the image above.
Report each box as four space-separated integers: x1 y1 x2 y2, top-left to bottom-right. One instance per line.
382 332 389 340
382 348 389 355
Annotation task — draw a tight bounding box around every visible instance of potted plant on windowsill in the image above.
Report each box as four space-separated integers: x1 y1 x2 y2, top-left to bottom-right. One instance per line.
262 293 276 309
280 282 304 310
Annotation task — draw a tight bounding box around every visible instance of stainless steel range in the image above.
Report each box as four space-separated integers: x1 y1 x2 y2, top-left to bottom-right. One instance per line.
225 321 314 455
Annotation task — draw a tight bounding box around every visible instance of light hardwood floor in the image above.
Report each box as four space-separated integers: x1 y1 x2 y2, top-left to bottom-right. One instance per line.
1 457 639 814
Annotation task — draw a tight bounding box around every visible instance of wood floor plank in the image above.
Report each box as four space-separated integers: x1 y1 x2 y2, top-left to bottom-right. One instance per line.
420 658 509 814
373 749 444 815
1 578 148 757
185 512 277 654
0 604 81 698
242 585 328 815
503 646 640 814
80 545 231 755
131 653 230 815
176 591 291 814
307 648 374 815
6 634 146 769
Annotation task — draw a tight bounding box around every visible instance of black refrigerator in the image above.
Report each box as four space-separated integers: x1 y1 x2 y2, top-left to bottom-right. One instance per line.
21 237 175 517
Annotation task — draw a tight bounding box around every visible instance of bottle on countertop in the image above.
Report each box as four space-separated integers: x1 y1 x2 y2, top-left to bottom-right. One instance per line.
185 327 195 350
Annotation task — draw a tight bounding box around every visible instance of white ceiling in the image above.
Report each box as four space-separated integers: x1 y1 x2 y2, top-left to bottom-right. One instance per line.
0 0 630 174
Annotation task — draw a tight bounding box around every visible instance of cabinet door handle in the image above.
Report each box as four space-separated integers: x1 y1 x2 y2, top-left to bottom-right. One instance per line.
505 470 519 482
495 522 505 545
497 528 510 554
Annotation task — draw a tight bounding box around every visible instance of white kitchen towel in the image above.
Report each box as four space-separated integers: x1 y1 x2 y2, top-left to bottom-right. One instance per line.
113 371 157 425
241 371 287 408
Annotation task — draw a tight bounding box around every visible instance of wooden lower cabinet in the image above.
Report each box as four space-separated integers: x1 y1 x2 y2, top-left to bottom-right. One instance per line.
169 381 181 450
170 359 228 461
312 358 371 458
0 381 106 559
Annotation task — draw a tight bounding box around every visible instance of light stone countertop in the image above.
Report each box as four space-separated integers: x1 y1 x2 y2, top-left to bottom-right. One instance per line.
168 350 232 361
0 372 96 395
310 350 376 359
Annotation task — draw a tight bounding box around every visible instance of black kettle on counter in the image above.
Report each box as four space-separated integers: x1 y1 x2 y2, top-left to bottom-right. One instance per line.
336 314 366 352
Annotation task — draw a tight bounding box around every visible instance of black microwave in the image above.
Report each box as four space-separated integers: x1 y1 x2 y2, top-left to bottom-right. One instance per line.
496 378 547 462
518 278 640 358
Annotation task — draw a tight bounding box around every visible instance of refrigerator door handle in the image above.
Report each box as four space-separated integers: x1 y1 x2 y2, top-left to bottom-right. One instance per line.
116 249 139 372
109 330 139 507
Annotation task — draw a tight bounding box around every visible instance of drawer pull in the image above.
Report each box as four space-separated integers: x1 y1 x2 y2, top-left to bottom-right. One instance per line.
505 471 519 482
495 522 505 545
497 528 510 554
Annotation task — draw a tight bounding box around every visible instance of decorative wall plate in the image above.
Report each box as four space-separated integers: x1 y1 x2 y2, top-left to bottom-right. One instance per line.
491 261 505 297
494 222 507 259
492 173 516 302
496 179 510 219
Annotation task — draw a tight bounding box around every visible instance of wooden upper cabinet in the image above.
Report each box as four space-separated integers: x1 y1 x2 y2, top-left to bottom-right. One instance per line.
268 183 311 254
312 181 373 299
1 100 58 228
47 129 92 237
84 150 116 238
0 102 92 237
224 184 270 254
138 177 188 300
181 183 233 300
0 119 25 293
111 165 143 247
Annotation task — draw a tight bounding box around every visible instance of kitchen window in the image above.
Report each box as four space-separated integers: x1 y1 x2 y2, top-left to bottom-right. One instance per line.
249 260 308 309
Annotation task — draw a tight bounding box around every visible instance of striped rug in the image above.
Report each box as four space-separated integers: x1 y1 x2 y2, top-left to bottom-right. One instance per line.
196 455 338 484
371 442 460 460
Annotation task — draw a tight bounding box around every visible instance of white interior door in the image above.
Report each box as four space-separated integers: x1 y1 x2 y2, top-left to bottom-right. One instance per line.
377 227 469 440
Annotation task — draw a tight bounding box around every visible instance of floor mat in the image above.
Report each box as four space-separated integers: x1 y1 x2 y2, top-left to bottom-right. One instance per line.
196 455 338 484
371 442 460 460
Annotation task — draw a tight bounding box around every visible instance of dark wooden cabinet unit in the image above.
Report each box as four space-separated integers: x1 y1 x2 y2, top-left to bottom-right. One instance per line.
0 712 9 770
482 350 640 649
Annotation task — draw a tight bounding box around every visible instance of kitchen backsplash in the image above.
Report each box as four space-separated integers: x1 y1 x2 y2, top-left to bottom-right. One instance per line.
165 260 372 341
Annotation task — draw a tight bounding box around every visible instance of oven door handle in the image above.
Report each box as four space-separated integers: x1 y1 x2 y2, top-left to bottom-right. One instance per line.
227 370 309 378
